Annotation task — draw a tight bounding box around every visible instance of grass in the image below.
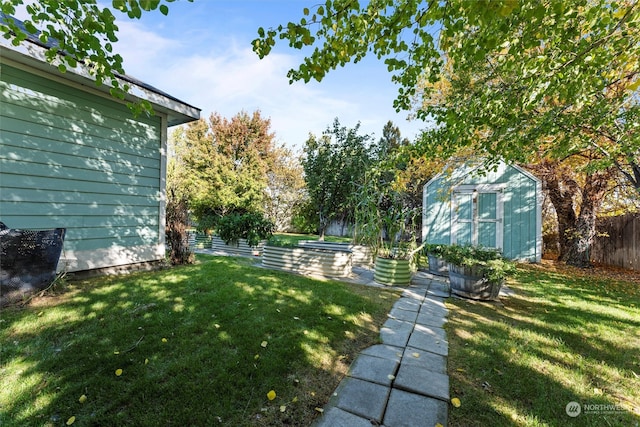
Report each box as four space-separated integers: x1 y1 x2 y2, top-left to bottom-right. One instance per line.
0 254 400 426
446 261 640 426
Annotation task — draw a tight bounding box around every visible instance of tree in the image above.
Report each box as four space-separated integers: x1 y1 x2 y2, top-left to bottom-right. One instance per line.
168 110 277 231
264 145 306 231
254 0 640 267
1 0 188 114
302 118 372 239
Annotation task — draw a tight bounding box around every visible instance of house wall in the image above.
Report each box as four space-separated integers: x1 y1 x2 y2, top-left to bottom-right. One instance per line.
0 62 166 272
423 162 541 262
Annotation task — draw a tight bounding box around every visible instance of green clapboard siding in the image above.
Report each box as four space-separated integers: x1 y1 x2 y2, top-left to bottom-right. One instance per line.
423 162 540 262
0 63 164 259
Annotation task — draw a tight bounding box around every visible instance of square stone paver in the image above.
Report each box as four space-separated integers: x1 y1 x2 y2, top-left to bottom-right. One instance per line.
311 406 373 427
360 344 404 362
407 324 448 356
401 346 447 374
348 354 399 386
394 297 422 312
383 389 448 427
380 318 413 347
415 310 447 328
388 306 419 323
394 363 450 401
332 377 390 423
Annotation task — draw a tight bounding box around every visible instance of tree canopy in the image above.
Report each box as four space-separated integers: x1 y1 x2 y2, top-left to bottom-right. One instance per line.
253 0 640 191
1 0 186 114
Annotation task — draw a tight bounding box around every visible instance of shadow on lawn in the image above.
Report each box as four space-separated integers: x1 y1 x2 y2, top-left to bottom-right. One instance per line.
0 255 396 426
446 268 640 427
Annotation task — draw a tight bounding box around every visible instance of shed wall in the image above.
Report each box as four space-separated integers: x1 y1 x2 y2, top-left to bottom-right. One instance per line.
423 162 540 261
0 63 165 271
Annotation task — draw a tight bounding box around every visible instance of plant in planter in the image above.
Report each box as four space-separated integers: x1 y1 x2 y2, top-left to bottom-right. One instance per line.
423 243 449 276
354 167 422 286
216 212 274 247
440 244 516 300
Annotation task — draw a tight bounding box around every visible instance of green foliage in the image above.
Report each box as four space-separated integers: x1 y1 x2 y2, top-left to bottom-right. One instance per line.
437 244 516 283
216 212 274 247
302 118 373 237
1 0 190 114
168 111 279 230
254 0 640 191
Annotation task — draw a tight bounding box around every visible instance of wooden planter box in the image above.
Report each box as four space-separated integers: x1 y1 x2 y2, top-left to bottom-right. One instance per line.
427 253 449 277
261 245 352 277
211 236 265 257
298 241 373 266
448 263 503 300
374 257 411 286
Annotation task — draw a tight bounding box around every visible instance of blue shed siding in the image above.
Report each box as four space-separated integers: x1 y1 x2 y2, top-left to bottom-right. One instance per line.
0 63 164 270
423 161 541 262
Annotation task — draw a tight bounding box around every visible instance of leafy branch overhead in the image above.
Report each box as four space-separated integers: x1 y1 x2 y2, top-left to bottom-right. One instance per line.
253 0 640 190
0 0 189 115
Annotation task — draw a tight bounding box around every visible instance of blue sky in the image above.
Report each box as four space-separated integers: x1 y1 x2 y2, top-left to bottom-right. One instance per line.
19 1 428 149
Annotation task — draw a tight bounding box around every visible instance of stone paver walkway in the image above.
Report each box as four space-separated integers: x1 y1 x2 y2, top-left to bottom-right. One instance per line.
311 271 451 427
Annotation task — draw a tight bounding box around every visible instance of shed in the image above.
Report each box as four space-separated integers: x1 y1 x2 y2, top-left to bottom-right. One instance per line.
0 17 201 273
422 160 542 262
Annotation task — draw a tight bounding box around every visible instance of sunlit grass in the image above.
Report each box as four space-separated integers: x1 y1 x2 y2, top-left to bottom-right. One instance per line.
447 262 640 426
0 254 399 426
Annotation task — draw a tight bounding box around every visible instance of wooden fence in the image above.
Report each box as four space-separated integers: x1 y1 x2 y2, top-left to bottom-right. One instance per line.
591 213 640 271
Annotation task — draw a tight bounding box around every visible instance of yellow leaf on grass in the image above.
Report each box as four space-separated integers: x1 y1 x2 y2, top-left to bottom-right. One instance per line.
451 397 461 408
162 338 168 343
78 394 87 403
261 341 268 348
145 358 149 365
279 405 286 412
66 416 76 425
114 351 120 355
292 396 298 403
115 369 123 376
314 407 324 413
254 354 260 360
267 390 276 400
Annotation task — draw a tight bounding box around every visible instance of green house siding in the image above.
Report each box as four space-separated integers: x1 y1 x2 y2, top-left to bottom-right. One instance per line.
422 161 541 262
0 63 165 270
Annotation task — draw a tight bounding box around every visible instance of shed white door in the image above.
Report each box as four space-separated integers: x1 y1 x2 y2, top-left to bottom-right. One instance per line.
451 186 503 249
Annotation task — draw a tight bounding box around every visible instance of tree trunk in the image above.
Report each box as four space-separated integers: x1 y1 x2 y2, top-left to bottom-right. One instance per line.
541 163 578 260
561 171 610 267
166 194 194 265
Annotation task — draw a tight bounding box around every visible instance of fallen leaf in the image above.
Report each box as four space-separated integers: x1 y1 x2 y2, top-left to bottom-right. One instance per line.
435 423 444 427
314 407 324 413
451 397 461 408
279 405 286 412
66 416 75 425
113 351 120 355
261 341 268 348
78 394 87 403
144 358 149 365
37 312 43 317
162 338 168 343
412 352 420 358
115 369 123 376
388 374 396 380
456 368 465 372
267 390 276 400
254 354 260 360
292 396 298 403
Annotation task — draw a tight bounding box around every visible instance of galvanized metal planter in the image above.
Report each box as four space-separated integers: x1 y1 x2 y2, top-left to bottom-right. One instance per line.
427 253 449 277
297 241 373 267
262 245 352 277
374 257 411 286
448 263 503 300
211 236 265 257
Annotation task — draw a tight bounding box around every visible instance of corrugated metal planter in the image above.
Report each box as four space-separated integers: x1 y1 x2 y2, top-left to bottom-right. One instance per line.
427 253 449 277
298 241 373 266
262 245 352 277
448 263 503 300
211 236 265 257
374 257 411 286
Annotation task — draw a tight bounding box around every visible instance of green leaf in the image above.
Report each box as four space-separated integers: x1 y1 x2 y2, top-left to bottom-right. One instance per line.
159 4 169 15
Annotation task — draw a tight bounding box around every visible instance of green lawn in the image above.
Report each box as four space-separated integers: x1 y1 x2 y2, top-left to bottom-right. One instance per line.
446 262 640 426
0 255 399 426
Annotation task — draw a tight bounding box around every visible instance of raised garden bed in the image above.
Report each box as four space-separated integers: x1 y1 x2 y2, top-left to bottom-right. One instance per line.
211 236 265 257
427 253 449 277
448 263 503 300
297 240 373 266
261 244 352 277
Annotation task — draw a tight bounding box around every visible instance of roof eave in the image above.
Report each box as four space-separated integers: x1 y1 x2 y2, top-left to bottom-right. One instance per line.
0 40 200 127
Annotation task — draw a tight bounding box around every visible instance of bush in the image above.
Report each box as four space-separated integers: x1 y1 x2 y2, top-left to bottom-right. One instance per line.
217 213 274 247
